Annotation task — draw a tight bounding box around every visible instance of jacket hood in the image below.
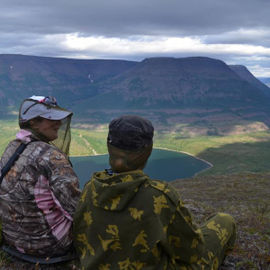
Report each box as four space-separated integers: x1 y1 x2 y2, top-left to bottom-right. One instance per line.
89 170 148 211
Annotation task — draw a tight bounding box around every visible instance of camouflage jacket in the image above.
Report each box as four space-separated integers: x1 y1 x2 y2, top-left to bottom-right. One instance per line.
73 170 206 270
0 130 81 256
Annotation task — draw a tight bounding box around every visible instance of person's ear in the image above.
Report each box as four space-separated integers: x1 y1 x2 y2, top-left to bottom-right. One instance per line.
29 120 35 128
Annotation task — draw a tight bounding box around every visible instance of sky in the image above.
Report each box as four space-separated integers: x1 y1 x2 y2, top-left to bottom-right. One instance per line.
1 0 270 77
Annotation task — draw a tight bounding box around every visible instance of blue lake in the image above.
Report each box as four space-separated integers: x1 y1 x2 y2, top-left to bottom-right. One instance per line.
70 149 211 188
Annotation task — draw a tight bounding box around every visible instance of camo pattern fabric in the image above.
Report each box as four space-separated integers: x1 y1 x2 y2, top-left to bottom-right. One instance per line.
74 170 236 270
0 138 81 257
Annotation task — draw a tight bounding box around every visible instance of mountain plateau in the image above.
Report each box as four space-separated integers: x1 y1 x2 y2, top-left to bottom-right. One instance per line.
0 54 270 133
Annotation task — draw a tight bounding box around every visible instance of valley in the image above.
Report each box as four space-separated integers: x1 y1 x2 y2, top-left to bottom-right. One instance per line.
1 119 270 177
0 54 270 268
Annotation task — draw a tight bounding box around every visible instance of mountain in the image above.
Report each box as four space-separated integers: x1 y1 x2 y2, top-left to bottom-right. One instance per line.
72 57 270 127
229 65 270 98
258 77 270 88
1 54 270 128
84 57 268 109
0 54 136 115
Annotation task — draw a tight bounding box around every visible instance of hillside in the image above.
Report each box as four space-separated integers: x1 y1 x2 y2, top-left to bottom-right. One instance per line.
0 55 270 269
229 65 270 98
1 54 270 130
74 57 270 123
173 173 270 269
258 77 270 88
91 57 268 108
0 54 136 117
0 173 269 269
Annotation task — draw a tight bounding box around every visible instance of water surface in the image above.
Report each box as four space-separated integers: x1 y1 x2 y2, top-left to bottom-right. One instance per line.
70 149 211 187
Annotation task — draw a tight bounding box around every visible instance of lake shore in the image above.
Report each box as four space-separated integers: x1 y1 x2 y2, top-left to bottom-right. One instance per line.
71 148 213 183
71 146 214 169
154 146 213 175
70 153 107 157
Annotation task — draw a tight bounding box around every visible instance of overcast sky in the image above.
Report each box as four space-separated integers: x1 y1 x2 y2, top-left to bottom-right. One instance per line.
1 0 270 77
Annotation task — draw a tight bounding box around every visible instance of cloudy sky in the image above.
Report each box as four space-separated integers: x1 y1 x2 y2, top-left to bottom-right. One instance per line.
1 0 270 77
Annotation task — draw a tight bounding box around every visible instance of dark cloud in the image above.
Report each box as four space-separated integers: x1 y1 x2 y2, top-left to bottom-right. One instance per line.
0 0 269 76
0 0 269 37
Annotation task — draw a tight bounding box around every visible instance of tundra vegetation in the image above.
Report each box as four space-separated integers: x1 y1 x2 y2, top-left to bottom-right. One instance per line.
0 119 269 269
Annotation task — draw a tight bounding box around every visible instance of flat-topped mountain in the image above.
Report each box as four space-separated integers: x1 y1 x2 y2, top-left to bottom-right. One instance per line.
229 65 270 98
88 57 268 109
0 54 270 127
258 77 270 87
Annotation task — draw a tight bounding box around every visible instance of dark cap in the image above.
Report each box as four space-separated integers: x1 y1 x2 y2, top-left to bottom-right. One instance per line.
107 115 154 150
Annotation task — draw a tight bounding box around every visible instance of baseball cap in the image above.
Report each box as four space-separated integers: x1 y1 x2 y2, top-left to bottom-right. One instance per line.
19 96 72 123
107 115 154 151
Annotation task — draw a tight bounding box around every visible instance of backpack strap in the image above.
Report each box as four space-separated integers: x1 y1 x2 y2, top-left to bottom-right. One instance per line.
0 142 32 185
2 244 77 264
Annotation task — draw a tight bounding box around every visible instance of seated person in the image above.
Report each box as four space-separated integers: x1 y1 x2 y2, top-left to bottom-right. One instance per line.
0 96 81 260
73 115 236 270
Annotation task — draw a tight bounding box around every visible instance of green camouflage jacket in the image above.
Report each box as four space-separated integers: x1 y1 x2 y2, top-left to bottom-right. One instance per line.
73 170 206 270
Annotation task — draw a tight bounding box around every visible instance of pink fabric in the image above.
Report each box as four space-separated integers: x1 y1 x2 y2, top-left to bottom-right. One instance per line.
16 247 25 254
16 129 32 142
34 175 72 240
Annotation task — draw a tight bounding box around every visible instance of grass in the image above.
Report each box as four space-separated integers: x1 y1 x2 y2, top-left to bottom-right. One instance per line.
0 120 108 157
154 131 270 175
0 120 19 155
1 120 270 176
0 120 270 269
71 127 108 156
172 173 270 269
69 127 270 176
154 130 270 156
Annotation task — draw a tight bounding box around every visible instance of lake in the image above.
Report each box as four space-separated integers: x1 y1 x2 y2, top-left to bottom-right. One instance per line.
70 149 211 187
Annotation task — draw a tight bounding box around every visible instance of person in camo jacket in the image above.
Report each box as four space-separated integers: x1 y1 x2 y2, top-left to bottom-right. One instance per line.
0 96 81 258
73 115 236 270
